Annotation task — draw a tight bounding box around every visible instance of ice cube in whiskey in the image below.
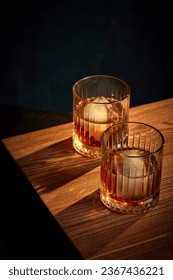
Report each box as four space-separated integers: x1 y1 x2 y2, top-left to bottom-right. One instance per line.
73 95 129 158
100 148 160 213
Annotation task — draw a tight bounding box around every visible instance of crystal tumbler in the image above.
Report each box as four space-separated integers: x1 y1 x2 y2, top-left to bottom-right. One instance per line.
72 75 130 158
100 122 164 214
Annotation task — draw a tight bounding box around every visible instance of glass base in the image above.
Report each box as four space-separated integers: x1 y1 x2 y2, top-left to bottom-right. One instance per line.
73 133 101 158
100 191 160 214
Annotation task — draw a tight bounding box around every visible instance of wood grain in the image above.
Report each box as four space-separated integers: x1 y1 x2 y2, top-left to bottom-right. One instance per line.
2 98 173 259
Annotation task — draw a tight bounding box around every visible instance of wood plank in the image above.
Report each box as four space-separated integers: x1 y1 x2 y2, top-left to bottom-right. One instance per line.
2 98 173 259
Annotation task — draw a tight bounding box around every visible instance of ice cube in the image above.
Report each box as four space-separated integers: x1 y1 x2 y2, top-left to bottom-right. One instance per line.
116 149 154 178
123 157 150 178
84 96 110 123
114 150 155 198
92 96 110 104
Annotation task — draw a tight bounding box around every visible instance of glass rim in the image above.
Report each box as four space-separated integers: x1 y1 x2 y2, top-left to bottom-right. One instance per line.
72 74 131 102
101 121 165 157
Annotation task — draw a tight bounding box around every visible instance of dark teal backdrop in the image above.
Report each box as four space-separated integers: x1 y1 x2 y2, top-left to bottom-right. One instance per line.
0 0 172 112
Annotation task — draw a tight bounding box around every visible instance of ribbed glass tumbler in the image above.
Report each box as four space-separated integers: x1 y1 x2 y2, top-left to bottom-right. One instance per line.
72 75 130 158
100 122 164 214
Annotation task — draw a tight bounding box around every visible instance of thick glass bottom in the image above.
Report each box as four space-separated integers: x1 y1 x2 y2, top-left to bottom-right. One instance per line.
100 191 160 214
73 133 101 159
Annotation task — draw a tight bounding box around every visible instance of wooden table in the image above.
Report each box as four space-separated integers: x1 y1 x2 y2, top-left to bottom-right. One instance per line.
1 98 173 260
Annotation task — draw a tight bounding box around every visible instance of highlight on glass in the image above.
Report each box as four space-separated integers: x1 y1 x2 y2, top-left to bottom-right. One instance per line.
72 75 130 158
100 122 164 214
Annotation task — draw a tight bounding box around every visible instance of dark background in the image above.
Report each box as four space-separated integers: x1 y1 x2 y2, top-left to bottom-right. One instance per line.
0 0 172 113
0 0 172 260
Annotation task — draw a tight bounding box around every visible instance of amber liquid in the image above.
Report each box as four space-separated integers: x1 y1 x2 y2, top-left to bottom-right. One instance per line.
73 96 129 157
100 148 160 212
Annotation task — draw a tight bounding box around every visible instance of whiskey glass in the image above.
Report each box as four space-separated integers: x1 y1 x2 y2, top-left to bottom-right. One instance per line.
100 122 164 214
72 75 130 158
